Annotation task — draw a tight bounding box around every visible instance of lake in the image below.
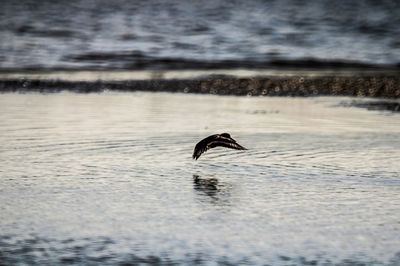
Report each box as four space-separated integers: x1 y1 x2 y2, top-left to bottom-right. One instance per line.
0 92 399 265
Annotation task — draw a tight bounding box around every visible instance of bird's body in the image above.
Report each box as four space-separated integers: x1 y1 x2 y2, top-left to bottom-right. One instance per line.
192 133 247 160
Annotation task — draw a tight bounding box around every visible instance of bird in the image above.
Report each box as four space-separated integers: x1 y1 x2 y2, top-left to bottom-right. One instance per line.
192 133 247 160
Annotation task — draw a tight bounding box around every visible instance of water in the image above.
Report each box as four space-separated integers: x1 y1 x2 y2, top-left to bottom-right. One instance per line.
1 0 400 70
0 92 399 265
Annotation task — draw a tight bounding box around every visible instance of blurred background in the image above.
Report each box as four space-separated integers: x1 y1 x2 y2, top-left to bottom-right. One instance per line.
1 0 399 71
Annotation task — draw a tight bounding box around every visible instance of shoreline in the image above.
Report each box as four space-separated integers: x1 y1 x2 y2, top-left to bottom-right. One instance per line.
0 69 399 98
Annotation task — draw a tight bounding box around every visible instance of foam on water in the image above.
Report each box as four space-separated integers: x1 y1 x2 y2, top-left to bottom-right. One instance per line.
0 92 399 264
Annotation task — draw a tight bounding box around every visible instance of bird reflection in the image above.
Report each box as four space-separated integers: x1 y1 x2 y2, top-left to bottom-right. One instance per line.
192 174 232 205
193 174 219 194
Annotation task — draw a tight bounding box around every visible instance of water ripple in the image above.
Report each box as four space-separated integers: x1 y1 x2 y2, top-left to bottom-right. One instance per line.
0 93 399 264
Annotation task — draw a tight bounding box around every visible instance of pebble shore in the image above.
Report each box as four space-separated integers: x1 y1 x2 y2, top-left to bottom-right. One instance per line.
0 72 399 98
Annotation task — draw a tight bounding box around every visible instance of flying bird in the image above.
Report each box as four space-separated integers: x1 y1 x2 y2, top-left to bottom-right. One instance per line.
192 133 247 160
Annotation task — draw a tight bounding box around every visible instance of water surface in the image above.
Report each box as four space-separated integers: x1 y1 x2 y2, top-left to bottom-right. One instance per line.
0 93 399 265
1 0 399 70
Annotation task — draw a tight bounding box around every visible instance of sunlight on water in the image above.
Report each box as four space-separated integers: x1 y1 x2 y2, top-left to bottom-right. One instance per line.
0 92 399 264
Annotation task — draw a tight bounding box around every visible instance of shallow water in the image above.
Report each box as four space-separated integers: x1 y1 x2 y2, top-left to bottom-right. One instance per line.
0 92 399 265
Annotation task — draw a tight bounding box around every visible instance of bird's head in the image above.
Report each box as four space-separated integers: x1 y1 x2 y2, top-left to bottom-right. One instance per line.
220 133 231 138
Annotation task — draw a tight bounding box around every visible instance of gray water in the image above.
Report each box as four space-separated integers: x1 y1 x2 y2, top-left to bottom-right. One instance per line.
0 92 400 265
1 0 400 70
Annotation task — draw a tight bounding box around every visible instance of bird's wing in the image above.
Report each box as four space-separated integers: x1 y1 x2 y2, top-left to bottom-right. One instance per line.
192 135 218 160
216 135 233 142
192 134 247 160
193 142 209 160
208 140 247 150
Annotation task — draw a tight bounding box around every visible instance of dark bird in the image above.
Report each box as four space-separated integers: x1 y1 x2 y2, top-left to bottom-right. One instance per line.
192 133 247 160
